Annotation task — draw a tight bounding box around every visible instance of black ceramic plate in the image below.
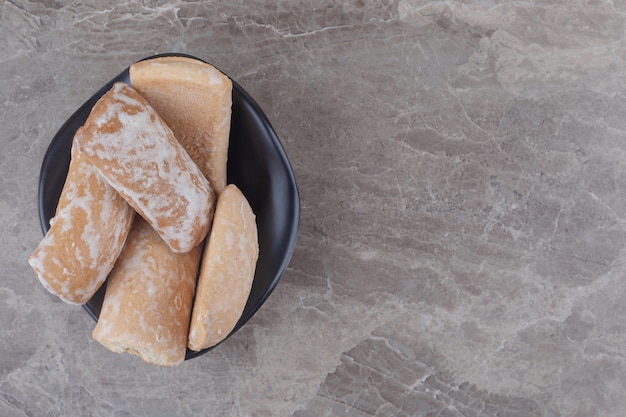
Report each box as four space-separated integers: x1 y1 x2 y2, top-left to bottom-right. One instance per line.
37 53 300 360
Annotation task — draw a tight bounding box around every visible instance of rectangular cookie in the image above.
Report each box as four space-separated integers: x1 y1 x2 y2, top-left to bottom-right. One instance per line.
74 82 215 254
92 216 201 366
29 137 135 305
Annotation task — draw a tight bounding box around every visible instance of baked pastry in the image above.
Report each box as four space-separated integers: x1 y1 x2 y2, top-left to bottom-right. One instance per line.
92 216 201 366
188 184 258 351
28 136 135 305
129 56 232 194
74 82 215 254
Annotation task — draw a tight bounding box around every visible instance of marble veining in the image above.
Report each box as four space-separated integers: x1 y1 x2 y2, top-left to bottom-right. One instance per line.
2 1 625 416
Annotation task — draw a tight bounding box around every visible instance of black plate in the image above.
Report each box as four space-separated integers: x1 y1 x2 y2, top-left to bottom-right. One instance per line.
37 53 300 360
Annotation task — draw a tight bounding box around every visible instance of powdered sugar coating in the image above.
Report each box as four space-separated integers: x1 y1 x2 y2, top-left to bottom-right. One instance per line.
75 82 215 253
28 138 135 305
92 217 201 366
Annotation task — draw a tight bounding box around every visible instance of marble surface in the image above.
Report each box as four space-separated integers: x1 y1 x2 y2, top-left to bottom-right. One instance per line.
2 1 626 416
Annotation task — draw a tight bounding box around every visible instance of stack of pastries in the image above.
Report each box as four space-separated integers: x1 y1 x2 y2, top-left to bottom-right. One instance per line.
28 56 259 366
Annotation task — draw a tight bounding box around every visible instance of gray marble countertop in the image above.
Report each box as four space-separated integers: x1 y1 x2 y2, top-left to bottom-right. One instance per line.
3 1 626 416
